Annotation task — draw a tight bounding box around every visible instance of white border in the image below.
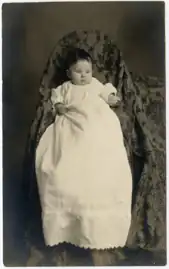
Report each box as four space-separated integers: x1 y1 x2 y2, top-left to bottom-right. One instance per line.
0 1 167 269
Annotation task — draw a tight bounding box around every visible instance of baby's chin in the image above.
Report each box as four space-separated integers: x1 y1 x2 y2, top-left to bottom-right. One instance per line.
80 81 89 85
77 79 92 86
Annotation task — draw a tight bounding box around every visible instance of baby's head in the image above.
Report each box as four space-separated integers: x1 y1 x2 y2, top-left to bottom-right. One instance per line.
66 49 93 85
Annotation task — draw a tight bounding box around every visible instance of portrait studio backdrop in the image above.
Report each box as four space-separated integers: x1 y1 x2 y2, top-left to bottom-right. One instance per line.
3 2 165 266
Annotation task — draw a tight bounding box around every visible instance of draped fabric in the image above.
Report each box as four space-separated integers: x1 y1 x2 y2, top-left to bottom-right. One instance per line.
22 30 165 265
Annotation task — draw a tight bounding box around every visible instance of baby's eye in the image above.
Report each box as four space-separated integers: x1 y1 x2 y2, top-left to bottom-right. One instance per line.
86 70 90 73
75 69 81 73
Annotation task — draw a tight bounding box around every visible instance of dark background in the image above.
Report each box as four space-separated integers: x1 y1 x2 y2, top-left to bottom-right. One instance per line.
2 2 165 265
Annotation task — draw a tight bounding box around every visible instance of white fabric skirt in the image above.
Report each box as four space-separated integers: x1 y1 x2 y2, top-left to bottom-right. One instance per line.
35 99 132 249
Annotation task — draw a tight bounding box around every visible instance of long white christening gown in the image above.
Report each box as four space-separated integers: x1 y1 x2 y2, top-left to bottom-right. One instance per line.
35 77 132 249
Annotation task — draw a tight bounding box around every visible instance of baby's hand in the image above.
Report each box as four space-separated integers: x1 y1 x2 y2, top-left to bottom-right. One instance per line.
108 93 121 107
54 103 69 115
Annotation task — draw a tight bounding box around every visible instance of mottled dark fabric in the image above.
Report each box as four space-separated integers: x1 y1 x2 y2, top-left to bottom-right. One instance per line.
22 30 165 266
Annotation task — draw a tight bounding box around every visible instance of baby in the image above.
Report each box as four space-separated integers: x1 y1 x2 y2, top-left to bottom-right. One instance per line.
35 48 132 261
51 49 120 116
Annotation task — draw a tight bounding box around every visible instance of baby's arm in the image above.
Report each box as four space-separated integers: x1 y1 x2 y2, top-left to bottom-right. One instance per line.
100 83 120 107
51 86 68 115
54 103 69 115
107 92 121 107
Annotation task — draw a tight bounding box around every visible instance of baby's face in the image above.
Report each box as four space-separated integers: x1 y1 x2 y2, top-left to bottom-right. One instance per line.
68 60 92 85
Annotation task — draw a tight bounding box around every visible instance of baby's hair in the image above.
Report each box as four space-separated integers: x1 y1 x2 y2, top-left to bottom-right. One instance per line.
65 48 92 70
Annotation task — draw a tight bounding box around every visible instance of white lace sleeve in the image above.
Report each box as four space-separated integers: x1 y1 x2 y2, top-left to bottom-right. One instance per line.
99 83 117 103
51 85 63 105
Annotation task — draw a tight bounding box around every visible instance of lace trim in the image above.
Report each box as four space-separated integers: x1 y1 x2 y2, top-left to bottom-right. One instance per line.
46 240 125 250
42 210 131 250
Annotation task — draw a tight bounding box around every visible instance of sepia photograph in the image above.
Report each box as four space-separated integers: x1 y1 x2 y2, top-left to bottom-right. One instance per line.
2 1 166 266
